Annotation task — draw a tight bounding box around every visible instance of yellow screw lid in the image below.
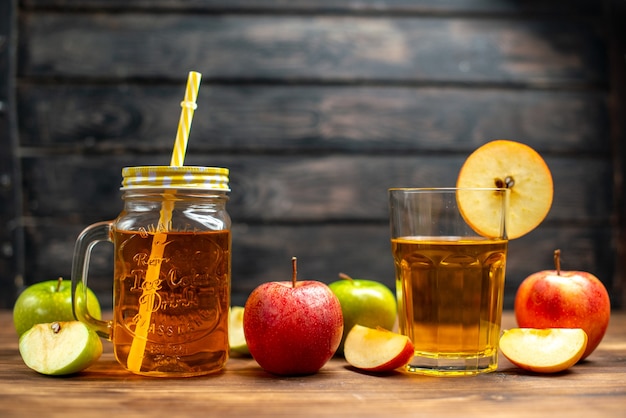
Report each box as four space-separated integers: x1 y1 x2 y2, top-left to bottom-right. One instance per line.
121 166 230 191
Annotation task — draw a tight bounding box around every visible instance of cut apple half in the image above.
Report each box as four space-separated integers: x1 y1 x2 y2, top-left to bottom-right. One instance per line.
344 325 414 372
229 306 250 355
18 321 103 376
499 328 587 373
457 140 553 239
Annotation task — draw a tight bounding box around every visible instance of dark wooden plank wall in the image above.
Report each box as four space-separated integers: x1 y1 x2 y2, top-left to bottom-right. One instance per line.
1 0 624 310
609 1 626 313
0 0 20 310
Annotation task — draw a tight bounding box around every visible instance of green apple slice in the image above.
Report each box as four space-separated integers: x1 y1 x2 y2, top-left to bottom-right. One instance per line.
229 306 250 355
18 321 103 375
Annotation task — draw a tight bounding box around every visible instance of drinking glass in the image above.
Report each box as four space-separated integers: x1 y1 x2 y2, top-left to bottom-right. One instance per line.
389 187 509 376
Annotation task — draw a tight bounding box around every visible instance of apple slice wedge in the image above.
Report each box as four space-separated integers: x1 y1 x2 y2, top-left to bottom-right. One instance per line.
18 321 103 376
228 306 250 355
344 325 414 372
499 328 587 373
457 139 553 239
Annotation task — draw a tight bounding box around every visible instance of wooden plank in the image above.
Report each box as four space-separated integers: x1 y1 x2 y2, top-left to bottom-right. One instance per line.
20 154 613 224
20 0 604 15
19 14 606 86
21 221 615 310
17 84 610 154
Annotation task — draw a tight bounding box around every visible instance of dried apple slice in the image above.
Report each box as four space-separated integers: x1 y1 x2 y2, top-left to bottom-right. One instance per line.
344 325 414 372
499 328 587 373
18 321 103 375
457 140 553 239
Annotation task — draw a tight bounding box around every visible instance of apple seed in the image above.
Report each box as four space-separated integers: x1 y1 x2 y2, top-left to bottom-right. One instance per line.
51 322 61 334
495 176 515 189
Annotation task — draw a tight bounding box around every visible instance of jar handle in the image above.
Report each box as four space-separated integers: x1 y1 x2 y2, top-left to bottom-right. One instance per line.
71 221 113 340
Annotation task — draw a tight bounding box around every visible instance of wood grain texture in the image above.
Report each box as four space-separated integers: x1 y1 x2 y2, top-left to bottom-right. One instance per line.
1 311 625 418
21 0 604 15
17 85 610 154
19 14 605 86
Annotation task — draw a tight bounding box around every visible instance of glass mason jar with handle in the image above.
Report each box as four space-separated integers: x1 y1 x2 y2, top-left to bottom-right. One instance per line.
72 166 231 377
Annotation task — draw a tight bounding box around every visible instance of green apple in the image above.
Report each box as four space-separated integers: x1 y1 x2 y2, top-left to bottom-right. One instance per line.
229 306 250 355
328 273 397 354
13 277 102 337
19 321 103 375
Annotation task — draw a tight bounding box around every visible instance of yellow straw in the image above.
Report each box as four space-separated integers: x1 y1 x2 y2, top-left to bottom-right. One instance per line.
172 71 202 166
127 71 202 373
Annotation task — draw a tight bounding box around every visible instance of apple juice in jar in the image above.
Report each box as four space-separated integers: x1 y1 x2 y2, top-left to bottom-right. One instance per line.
392 236 507 374
112 229 230 375
71 166 232 377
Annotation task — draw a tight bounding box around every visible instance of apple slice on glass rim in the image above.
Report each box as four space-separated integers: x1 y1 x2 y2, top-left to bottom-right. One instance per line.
456 139 553 239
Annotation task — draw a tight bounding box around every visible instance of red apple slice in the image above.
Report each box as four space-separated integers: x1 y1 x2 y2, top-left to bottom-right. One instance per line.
499 328 587 373
343 325 414 372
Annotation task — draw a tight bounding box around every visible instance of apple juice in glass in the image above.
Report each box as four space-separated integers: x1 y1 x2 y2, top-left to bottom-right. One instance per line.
72 166 231 377
389 188 509 376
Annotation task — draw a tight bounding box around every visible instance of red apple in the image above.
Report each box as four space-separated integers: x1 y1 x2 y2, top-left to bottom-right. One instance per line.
514 250 611 360
343 325 414 372
243 257 343 376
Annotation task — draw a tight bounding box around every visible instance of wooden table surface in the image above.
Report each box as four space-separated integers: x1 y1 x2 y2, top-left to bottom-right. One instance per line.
0 310 624 418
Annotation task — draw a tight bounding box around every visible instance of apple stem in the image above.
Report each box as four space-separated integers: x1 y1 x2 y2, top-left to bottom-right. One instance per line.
291 256 298 288
56 277 63 292
338 272 353 282
554 249 561 275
